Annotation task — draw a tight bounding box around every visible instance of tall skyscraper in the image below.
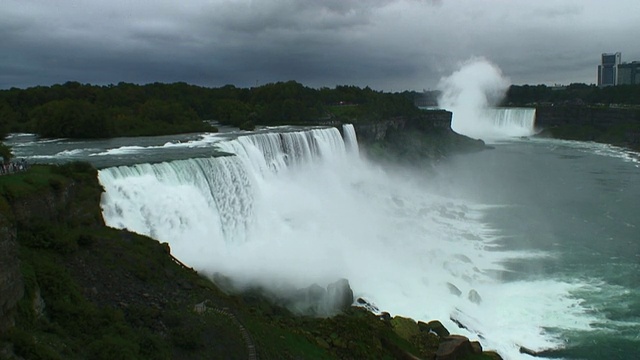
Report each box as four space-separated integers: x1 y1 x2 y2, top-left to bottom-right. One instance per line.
597 52 621 87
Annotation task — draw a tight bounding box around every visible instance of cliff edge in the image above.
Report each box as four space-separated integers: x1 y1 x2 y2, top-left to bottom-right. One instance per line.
354 110 487 163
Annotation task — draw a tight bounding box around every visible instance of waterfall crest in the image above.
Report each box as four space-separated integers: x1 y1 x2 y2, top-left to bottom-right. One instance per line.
99 127 350 247
482 107 537 136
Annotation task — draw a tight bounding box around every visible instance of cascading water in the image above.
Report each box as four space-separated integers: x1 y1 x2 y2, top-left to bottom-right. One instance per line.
437 58 537 141
97 124 598 359
481 107 536 136
342 123 359 155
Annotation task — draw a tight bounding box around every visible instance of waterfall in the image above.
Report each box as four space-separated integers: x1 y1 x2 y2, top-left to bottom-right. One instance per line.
214 127 347 176
99 127 350 247
99 156 254 245
450 107 537 141
97 124 588 359
482 107 537 136
342 124 359 155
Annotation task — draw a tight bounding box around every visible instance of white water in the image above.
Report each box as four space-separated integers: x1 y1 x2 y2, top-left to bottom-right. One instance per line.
438 58 537 141
98 124 598 359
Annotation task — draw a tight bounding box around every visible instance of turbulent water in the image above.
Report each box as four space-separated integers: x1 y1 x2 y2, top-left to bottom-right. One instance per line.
6 119 640 360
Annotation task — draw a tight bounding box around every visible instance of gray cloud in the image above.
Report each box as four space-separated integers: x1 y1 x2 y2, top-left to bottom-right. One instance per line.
1 0 639 90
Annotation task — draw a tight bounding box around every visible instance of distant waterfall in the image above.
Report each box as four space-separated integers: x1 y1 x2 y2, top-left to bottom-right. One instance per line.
483 108 536 134
451 107 537 141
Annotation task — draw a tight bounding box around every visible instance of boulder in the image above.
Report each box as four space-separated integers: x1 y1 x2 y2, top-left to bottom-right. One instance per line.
470 341 483 354
289 283 327 315
325 278 354 313
446 282 462 297
287 279 353 316
379 312 392 322
390 316 420 341
354 297 379 313
435 335 474 360
468 289 482 304
418 320 450 337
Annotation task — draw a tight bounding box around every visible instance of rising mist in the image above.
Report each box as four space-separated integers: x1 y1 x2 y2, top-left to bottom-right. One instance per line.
437 58 536 141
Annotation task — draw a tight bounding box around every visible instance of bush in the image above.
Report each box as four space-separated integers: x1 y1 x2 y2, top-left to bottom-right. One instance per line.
85 335 140 360
5 328 62 360
239 121 255 131
170 325 205 350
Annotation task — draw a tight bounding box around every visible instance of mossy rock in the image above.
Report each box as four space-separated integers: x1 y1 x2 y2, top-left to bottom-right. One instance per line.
390 316 420 341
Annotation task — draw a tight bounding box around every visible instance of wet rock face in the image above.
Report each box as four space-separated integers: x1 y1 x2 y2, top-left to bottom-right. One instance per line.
0 215 24 333
285 278 355 316
326 278 354 313
418 320 450 338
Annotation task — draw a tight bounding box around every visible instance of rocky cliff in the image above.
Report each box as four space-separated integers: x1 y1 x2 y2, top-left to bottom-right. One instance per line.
0 163 103 335
0 214 22 333
353 110 452 142
354 110 486 163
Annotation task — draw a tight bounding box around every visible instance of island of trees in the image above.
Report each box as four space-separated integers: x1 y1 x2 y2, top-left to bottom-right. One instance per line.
0 81 419 140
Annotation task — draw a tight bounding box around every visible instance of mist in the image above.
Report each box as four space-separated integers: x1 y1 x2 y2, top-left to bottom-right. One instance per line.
437 58 536 141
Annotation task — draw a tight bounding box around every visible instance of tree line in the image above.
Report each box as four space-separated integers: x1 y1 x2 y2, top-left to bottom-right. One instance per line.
0 81 420 142
503 83 640 106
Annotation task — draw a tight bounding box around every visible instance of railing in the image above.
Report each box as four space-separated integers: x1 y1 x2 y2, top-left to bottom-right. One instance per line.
0 160 29 176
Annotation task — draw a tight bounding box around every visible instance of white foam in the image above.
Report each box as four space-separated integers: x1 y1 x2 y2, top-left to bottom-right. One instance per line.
91 145 147 156
538 138 640 167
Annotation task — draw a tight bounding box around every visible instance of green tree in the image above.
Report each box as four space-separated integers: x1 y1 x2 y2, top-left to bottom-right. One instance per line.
0 142 11 162
31 99 110 138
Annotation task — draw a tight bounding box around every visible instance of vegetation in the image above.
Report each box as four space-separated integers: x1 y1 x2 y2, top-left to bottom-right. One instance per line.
503 83 640 106
0 81 420 140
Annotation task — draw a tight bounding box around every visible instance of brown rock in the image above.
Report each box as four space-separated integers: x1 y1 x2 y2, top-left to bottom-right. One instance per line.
436 335 473 360
418 320 450 337
470 341 482 354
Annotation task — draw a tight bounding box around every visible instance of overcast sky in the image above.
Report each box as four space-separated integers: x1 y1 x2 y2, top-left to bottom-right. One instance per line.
2 0 639 91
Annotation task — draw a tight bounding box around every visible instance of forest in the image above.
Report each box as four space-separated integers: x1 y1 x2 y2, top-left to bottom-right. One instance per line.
502 83 640 106
0 81 419 141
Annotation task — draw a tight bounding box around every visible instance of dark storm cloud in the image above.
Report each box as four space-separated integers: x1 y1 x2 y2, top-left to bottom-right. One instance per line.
1 0 639 90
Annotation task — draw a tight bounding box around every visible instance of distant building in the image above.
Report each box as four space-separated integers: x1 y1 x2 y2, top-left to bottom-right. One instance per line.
617 61 640 85
598 52 621 87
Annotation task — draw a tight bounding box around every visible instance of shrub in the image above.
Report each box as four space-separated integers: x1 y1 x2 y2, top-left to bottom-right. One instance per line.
85 335 140 360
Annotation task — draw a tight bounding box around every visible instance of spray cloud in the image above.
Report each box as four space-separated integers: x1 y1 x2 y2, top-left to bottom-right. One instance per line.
437 57 535 141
